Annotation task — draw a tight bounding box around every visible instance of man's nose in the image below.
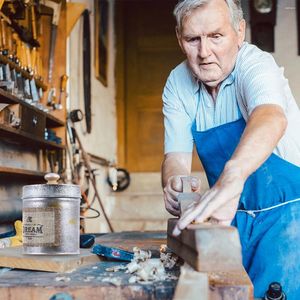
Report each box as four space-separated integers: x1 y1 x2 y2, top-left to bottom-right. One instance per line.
198 39 211 58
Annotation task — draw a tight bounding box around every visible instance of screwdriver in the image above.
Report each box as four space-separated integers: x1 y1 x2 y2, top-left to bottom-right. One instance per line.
55 74 68 110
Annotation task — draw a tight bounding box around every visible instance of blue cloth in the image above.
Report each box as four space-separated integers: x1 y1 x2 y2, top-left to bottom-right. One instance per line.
192 118 300 299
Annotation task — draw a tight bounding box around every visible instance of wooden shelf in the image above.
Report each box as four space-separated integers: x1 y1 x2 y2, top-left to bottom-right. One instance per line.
0 166 45 179
0 89 65 128
0 54 48 91
0 124 65 150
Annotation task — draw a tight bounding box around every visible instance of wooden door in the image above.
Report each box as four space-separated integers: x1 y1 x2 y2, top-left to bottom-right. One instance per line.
116 0 201 172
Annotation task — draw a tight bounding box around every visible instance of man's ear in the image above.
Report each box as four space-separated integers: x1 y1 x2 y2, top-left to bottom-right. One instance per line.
176 26 185 54
237 19 246 48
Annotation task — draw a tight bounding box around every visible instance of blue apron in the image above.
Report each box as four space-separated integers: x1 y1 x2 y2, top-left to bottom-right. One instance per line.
192 118 300 299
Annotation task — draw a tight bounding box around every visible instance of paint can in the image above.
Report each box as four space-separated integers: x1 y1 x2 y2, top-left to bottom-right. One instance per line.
22 173 81 255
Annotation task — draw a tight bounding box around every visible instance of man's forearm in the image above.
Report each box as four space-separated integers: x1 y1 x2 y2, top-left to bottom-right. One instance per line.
161 152 192 187
224 104 287 181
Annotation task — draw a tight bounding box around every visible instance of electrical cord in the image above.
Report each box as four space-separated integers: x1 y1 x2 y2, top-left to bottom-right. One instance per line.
66 122 114 232
80 206 101 219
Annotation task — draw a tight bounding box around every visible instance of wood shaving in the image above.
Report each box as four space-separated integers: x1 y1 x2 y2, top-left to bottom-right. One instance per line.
55 276 71 282
101 277 122 286
105 265 127 272
83 276 95 282
160 244 167 253
128 275 138 283
126 247 178 283
126 261 140 273
160 252 178 269
103 247 179 285
133 247 151 261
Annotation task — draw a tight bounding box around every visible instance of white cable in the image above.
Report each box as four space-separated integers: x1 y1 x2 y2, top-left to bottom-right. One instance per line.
237 197 300 217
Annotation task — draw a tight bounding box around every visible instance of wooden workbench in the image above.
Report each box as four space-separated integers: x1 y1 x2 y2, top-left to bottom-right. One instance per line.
0 232 178 300
0 231 252 300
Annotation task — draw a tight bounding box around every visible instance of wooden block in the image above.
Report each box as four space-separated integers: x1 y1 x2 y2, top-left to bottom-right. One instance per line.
208 270 254 300
174 262 209 300
174 262 253 300
0 246 102 272
167 218 242 272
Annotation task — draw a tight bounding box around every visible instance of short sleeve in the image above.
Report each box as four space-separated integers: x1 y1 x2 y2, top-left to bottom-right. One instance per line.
162 71 194 154
237 48 288 115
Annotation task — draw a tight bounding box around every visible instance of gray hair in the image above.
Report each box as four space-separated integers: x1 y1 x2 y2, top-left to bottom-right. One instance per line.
174 0 243 33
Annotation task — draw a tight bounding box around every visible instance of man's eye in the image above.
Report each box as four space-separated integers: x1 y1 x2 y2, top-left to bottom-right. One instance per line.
212 34 222 39
188 37 199 43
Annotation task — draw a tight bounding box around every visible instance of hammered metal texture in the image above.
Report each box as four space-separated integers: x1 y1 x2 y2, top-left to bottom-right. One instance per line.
22 183 81 255
22 184 80 199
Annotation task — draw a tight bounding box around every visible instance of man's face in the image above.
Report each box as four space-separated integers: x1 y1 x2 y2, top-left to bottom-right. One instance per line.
177 0 245 92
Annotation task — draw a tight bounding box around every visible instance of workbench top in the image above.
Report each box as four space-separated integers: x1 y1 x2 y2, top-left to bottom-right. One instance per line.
0 231 253 300
0 231 179 300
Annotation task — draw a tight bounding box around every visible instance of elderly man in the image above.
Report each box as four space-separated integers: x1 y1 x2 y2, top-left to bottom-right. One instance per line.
162 0 300 298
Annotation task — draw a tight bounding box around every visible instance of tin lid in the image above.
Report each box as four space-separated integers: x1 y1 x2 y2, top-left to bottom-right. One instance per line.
22 173 81 199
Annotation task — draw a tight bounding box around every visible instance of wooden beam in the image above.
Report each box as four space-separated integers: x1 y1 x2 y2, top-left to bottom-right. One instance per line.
168 218 253 299
167 218 243 272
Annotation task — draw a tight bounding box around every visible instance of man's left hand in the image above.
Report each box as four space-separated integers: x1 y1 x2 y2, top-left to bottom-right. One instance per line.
173 163 245 236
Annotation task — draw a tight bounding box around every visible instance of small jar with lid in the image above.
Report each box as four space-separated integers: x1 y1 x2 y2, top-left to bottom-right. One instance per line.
22 173 81 255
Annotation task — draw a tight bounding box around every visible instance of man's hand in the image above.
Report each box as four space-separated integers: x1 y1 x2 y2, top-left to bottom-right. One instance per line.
163 175 201 216
161 152 194 215
173 163 245 235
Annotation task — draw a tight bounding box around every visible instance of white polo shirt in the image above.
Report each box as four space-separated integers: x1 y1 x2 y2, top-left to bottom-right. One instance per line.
162 42 300 166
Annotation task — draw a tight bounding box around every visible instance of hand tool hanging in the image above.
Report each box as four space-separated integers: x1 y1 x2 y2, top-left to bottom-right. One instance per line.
41 0 61 84
0 15 12 90
55 73 68 110
1 2 40 47
40 0 61 109
27 2 39 105
83 9 91 133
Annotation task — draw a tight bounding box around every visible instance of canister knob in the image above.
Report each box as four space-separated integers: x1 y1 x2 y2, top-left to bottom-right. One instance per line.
44 173 60 184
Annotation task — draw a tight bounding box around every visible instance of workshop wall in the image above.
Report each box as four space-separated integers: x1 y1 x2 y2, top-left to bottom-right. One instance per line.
272 1 300 105
68 0 116 233
68 0 116 159
244 0 300 105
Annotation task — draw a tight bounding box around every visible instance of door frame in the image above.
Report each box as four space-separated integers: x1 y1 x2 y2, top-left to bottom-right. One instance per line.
115 0 126 167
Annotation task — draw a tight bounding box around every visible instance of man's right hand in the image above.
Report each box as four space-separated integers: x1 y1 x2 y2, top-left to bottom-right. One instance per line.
163 175 201 216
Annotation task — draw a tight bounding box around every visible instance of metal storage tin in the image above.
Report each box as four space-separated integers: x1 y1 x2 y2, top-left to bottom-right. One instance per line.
22 173 81 255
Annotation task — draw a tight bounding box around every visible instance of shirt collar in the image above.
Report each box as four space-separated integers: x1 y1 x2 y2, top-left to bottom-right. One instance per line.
193 76 200 94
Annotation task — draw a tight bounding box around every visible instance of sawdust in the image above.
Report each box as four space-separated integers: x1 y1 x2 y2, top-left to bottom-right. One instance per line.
101 277 122 286
105 245 179 284
160 252 178 269
55 276 71 282
83 276 95 282
105 265 127 272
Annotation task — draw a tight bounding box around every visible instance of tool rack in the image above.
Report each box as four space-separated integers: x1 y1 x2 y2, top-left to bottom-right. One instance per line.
0 0 67 232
